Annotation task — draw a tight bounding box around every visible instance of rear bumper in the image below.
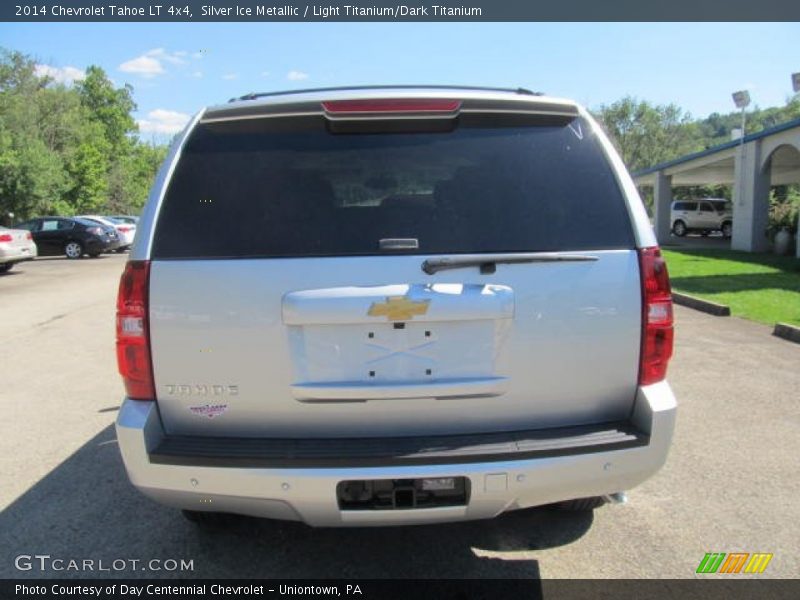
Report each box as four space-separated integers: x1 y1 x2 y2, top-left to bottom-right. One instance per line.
86 237 121 253
115 382 676 526
0 242 37 263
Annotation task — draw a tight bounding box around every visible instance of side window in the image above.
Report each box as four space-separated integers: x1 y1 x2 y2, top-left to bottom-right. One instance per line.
684 202 698 211
57 219 75 231
16 220 39 232
712 201 729 212
673 202 685 211
699 202 713 213
40 220 59 232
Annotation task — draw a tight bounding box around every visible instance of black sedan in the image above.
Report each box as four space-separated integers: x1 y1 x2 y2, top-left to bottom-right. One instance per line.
14 217 121 259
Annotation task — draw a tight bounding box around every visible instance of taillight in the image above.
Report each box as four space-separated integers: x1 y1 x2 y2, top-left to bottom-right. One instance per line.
26 232 32 240
322 98 461 114
0 234 12 242
118 226 132 233
638 247 674 386
116 260 155 400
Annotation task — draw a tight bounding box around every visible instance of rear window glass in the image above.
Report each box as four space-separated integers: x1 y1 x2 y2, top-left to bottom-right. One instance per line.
152 116 634 259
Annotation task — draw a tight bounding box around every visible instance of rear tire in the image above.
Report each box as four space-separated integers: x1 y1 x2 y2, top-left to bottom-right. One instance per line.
721 221 732 238
0 263 12 273
550 497 607 511
64 241 83 259
672 220 687 237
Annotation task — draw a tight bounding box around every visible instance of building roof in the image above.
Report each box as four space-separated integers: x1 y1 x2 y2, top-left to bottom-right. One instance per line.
632 116 800 177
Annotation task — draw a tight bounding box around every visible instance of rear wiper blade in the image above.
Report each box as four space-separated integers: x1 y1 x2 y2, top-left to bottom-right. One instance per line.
421 253 599 275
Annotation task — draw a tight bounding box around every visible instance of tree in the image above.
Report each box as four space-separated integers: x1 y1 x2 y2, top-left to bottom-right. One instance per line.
106 142 167 213
74 65 137 153
594 97 703 172
0 49 68 218
0 49 166 219
0 124 67 218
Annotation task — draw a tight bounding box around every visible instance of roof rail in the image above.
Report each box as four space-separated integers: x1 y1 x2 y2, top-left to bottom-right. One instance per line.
228 85 542 103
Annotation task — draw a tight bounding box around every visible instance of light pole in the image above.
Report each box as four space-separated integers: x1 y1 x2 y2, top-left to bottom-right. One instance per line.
731 90 750 209
731 90 750 139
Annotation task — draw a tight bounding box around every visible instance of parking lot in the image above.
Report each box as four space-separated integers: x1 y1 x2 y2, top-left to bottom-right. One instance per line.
1 255 798 579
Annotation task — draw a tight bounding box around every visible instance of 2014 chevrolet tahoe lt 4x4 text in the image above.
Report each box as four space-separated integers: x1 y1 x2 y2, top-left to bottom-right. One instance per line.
115 86 676 527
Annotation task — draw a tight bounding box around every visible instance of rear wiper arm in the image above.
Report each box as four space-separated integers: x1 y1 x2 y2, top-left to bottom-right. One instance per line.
421 253 599 275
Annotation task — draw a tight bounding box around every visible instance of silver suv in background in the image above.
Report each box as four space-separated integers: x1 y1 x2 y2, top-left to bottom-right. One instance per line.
671 198 733 238
115 86 677 527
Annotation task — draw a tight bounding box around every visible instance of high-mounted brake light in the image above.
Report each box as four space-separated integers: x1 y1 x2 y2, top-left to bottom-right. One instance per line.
116 260 155 400
322 98 461 114
638 247 674 386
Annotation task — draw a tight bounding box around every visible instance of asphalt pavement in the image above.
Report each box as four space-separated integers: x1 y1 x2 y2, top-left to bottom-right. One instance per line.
1 254 798 579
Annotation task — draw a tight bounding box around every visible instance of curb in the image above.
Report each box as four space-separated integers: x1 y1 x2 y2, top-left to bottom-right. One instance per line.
773 323 800 344
672 292 731 317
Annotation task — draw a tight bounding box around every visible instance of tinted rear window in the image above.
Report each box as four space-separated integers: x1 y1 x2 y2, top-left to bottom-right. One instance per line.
152 116 634 258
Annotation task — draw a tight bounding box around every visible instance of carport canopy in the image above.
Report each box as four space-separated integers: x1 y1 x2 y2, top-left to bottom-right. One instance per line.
632 117 800 256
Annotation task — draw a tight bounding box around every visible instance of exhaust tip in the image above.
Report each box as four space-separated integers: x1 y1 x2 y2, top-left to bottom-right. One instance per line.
602 492 628 505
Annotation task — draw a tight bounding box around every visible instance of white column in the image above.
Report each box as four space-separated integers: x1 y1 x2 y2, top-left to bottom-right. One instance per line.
653 171 673 246
731 139 770 252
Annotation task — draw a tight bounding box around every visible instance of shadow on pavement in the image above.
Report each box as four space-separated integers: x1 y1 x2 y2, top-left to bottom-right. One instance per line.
0 426 594 581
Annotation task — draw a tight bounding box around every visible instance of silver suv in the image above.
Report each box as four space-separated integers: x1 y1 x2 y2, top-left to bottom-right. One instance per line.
671 198 733 238
115 86 676 527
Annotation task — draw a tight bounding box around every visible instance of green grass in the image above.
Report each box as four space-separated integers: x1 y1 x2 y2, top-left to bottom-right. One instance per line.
662 248 800 327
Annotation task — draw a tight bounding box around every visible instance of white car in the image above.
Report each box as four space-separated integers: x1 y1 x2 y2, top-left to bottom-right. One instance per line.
0 225 38 273
671 199 733 238
115 86 676 527
77 215 136 251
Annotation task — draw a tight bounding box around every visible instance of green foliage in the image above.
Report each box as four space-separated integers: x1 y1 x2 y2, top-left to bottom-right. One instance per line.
766 188 800 239
75 65 137 153
594 97 704 172
0 48 163 220
64 140 110 213
0 124 67 217
106 142 168 213
699 97 800 147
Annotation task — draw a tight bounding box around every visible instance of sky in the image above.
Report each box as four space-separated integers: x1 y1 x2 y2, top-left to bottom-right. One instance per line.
1 22 798 140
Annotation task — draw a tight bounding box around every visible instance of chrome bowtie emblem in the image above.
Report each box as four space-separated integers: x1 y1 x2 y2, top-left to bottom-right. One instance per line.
367 296 430 321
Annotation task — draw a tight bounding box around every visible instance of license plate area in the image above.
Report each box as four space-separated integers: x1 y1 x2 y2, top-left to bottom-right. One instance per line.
337 477 469 510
